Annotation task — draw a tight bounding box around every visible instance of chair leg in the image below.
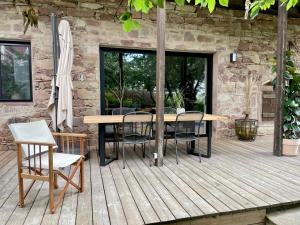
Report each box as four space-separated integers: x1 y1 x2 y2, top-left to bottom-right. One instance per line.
175 140 179 164
49 172 55 214
122 143 126 169
18 173 24 207
198 139 202 163
164 138 167 156
17 145 24 207
142 143 146 158
80 158 84 192
54 174 58 189
116 141 119 160
148 141 152 167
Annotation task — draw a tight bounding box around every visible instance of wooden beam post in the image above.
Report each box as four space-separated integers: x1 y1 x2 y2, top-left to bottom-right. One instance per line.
274 0 287 156
155 1 166 167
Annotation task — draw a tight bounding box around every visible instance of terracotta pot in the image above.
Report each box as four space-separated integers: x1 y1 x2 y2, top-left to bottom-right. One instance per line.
283 139 300 156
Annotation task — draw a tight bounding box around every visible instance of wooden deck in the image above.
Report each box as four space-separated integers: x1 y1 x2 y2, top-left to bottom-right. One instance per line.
1 136 300 225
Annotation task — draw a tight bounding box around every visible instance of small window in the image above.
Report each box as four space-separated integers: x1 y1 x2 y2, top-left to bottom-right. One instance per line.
0 42 32 101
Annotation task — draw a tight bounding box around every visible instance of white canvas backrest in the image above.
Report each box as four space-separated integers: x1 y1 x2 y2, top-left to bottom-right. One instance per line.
9 120 57 158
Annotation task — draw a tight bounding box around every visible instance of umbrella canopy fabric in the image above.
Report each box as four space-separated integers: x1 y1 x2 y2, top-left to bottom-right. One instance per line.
48 20 74 131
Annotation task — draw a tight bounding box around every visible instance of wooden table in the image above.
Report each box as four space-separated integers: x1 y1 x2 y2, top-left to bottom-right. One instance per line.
84 114 228 166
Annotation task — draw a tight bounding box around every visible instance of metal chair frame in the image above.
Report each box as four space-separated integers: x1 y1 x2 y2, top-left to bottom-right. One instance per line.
121 111 153 169
111 107 136 157
163 107 176 156
174 111 204 164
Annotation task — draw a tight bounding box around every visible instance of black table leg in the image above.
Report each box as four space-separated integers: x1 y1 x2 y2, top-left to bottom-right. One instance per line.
206 121 212 158
99 123 116 166
187 121 212 158
99 124 106 166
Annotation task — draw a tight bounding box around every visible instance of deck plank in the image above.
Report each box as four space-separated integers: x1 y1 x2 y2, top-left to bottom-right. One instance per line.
212 142 300 200
5 181 43 225
90 150 110 225
58 168 79 225
116 154 160 224
167 144 255 210
1 137 300 225
126 149 189 220
109 159 144 225
101 165 128 225
76 159 93 225
40 168 70 225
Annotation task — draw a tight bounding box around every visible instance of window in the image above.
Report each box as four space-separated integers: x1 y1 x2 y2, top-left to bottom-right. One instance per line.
0 42 32 101
100 48 213 136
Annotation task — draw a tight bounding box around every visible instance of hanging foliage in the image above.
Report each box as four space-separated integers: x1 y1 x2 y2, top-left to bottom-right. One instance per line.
22 5 38 34
13 0 38 34
17 0 298 34
250 0 299 19
119 0 229 32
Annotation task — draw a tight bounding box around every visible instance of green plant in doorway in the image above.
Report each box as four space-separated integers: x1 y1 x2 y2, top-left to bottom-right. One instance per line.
272 51 300 155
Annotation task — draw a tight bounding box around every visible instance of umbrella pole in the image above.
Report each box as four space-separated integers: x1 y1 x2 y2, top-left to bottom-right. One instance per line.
51 13 60 132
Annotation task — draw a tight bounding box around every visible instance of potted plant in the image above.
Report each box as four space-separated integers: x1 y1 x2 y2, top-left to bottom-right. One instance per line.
173 89 185 114
273 51 300 156
235 72 259 141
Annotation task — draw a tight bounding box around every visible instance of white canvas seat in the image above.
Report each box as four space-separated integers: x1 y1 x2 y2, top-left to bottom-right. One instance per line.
9 120 86 213
23 153 82 171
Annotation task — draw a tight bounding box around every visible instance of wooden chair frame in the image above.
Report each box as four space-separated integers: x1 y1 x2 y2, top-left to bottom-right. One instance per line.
15 132 87 214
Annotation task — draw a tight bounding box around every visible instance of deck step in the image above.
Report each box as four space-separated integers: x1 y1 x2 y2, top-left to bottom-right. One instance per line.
266 208 300 225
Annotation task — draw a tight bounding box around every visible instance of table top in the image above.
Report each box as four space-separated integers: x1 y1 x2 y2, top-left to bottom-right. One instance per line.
83 113 228 124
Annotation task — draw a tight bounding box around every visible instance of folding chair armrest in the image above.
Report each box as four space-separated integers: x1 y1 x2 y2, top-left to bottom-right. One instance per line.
15 140 55 146
52 132 87 138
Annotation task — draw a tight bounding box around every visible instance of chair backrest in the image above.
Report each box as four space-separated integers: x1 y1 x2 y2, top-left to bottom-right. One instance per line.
9 120 56 158
112 107 135 115
175 111 204 138
122 112 153 138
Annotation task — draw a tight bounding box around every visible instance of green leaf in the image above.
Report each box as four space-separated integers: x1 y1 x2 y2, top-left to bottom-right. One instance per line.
250 2 260 19
283 71 293 79
134 0 143 11
207 0 216 13
175 0 185 6
156 0 164 7
287 0 294 10
295 108 300 116
218 0 228 7
120 12 132 22
123 20 132 32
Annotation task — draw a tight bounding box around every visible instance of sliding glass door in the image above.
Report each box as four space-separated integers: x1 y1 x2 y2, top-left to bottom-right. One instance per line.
100 48 212 138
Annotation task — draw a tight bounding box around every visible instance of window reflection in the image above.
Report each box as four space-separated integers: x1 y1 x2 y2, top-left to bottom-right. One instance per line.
0 43 31 101
103 50 209 135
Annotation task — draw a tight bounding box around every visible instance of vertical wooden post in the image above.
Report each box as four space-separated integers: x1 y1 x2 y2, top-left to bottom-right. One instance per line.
155 1 166 167
274 0 287 156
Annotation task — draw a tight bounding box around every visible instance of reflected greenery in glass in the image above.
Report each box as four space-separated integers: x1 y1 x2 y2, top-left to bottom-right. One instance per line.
0 44 31 101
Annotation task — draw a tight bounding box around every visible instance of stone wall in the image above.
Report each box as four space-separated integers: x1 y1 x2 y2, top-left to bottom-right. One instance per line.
0 0 300 150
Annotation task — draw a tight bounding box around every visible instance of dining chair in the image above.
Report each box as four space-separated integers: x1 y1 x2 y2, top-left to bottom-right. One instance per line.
163 107 177 156
9 120 86 213
174 111 204 164
112 107 136 157
121 111 153 169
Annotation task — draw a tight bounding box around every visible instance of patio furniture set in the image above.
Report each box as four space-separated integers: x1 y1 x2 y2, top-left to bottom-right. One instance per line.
7 110 226 214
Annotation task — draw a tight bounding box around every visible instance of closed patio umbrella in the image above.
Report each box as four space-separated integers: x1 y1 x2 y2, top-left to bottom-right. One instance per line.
48 20 74 131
